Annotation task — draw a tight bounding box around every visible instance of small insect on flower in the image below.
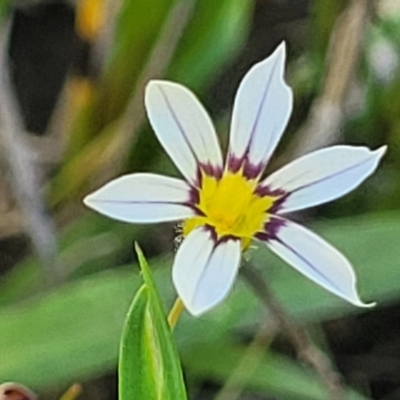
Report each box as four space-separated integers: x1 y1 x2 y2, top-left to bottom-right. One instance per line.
84 42 386 316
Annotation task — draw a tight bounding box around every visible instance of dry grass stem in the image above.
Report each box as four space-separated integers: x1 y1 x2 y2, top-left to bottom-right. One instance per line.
284 0 372 165
241 264 345 400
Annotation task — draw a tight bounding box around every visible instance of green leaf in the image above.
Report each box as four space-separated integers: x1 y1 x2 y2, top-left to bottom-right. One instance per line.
169 0 253 88
118 246 187 400
0 270 135 389
0 265 367 400
1 211 399 396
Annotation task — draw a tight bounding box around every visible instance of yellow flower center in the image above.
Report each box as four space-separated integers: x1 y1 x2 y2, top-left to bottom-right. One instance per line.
183 172 278 248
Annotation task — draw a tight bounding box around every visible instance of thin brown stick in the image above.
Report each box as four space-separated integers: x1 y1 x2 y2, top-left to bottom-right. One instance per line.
275 0 372 171
240 263 344 400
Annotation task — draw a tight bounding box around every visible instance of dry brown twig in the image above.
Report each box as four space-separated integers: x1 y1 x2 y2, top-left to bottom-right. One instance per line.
284 0 372 163
241 264 344 400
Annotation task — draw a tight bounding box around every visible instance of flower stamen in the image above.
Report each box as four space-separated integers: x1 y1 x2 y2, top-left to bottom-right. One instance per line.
184 171 279 247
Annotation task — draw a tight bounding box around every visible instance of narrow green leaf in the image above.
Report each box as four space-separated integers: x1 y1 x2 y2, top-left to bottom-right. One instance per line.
0 270 135 389
0 212 399 394
118 246 187 400
169 0 254 88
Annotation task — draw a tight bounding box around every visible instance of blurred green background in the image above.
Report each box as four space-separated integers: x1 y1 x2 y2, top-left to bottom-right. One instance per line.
0 0 399 399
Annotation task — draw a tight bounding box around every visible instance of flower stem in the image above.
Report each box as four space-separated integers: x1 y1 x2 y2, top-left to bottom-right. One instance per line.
168 297 185 329
240 262 344 400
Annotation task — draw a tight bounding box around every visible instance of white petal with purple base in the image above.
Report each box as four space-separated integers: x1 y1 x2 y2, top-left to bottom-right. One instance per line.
145 81 223 185
83 173 194 223
228 42 293 170
262 145 387 213
262 218 373 307
173 227 241 316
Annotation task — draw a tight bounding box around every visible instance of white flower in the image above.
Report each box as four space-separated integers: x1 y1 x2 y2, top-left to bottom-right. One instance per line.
84 43 386 316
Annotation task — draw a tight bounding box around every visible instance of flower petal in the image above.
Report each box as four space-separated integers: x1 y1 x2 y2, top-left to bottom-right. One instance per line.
228 42 293 177
145 80 223 184
173 227 241 316
262 145 387 213
261 217 373 307
84 173 195 223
